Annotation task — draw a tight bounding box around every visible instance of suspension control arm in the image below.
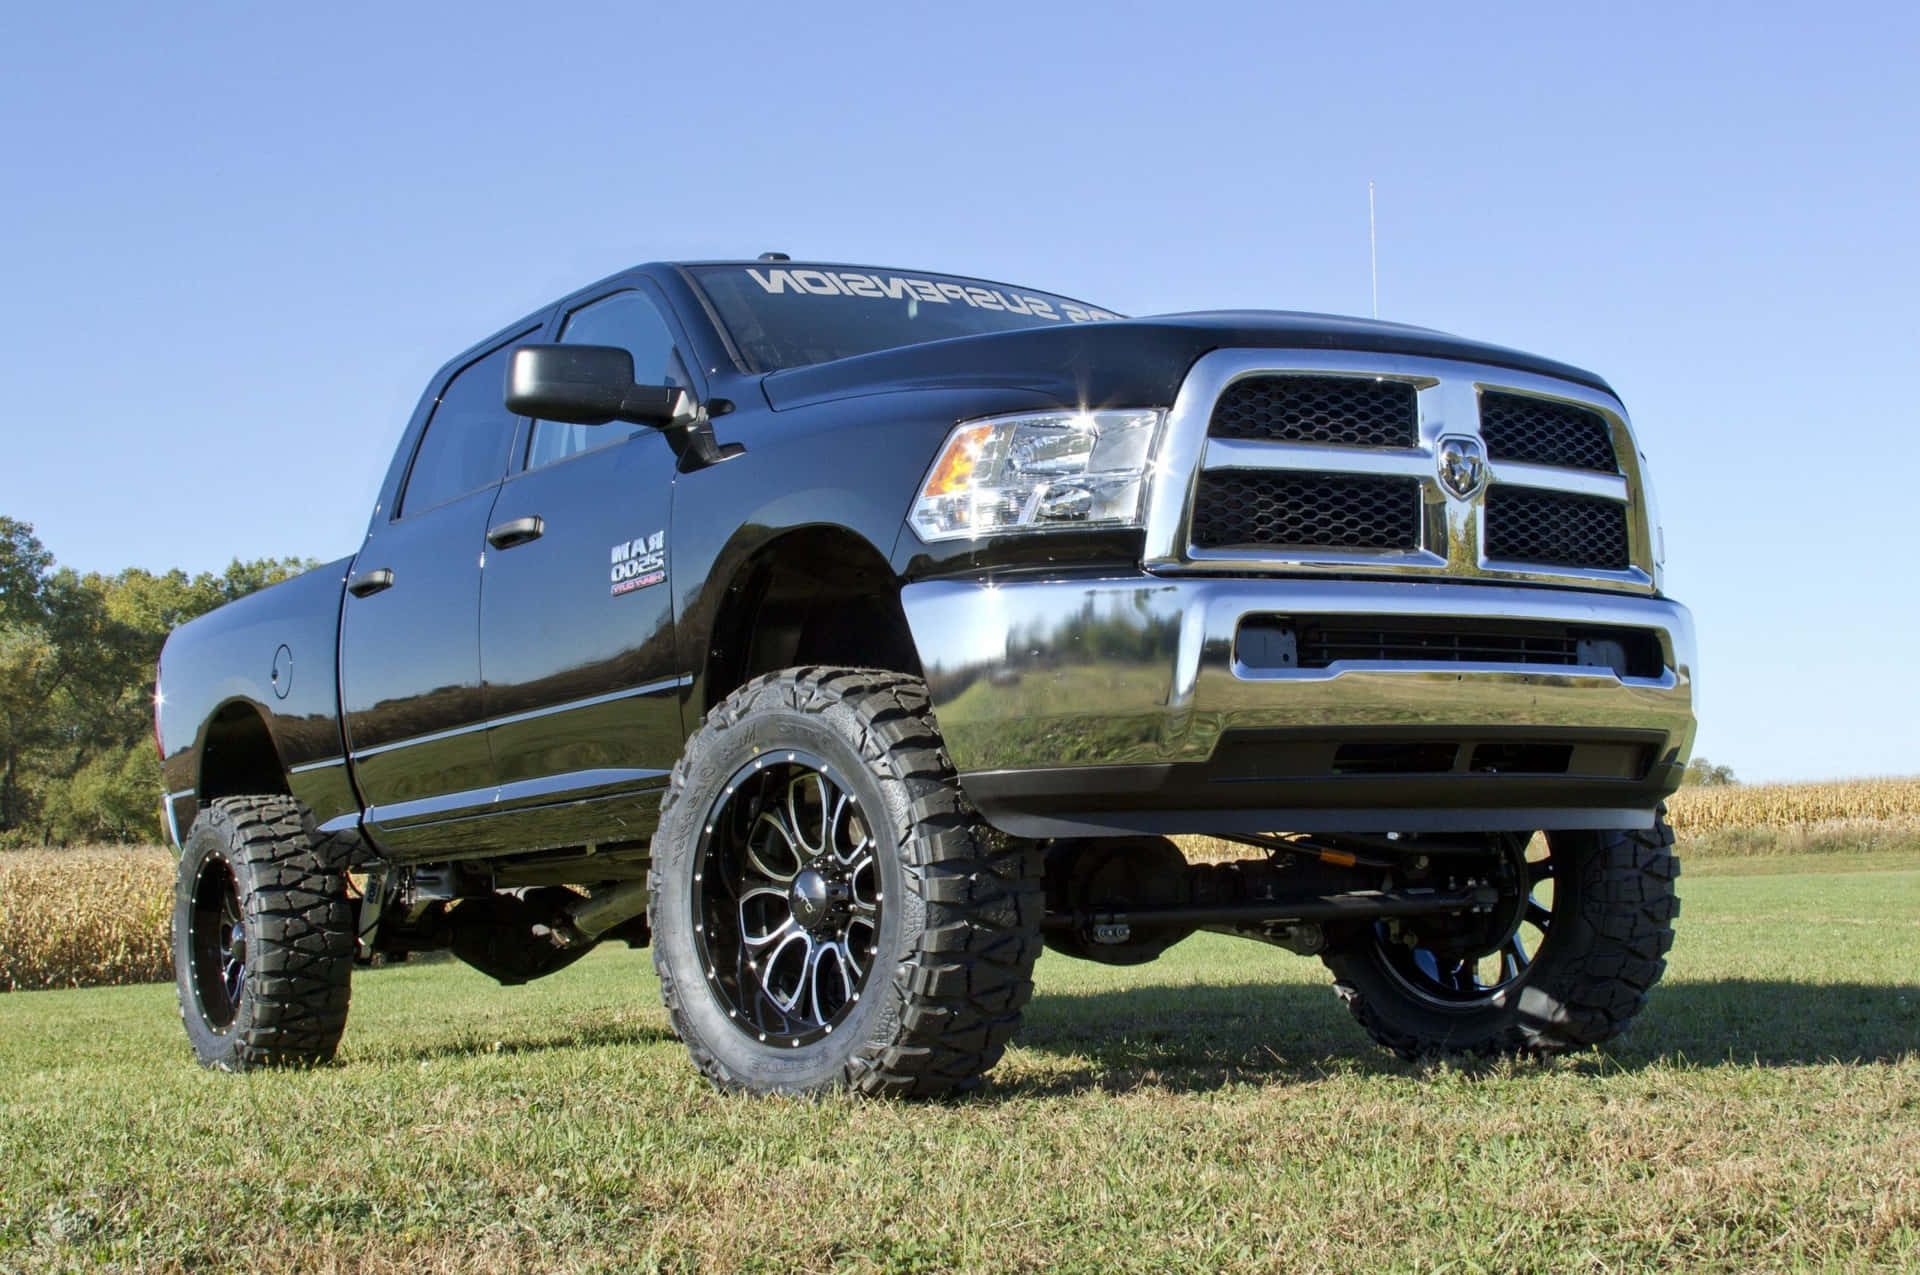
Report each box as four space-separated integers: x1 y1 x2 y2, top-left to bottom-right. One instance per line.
1040 885 1497 933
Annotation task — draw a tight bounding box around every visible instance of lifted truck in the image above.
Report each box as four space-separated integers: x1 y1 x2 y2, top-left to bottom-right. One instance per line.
158 258 1694 1094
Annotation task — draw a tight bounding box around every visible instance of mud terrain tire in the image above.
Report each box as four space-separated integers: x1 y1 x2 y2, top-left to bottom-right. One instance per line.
650 668 1043 1097
171 795 354 1069
1324 814 1680 1058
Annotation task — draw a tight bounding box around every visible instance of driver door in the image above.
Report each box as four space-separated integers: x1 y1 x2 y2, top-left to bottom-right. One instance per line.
476 285 691 849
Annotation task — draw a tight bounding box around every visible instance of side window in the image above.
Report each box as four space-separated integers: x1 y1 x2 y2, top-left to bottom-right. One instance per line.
400 342 520 516
526 290 688 470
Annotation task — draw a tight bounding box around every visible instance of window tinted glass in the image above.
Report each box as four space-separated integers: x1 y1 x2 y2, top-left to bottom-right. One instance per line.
687 264 1122 372
527 290 688 470
400 343 520 516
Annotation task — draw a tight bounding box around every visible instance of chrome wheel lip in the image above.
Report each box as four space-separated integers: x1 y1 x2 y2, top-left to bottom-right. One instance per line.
1374 835 1554 1009
691 749 883 1050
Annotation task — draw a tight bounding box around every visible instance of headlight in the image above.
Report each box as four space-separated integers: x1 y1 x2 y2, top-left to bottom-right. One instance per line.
909 409 1164 541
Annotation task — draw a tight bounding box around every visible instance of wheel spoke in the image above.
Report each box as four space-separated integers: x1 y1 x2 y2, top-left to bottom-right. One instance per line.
832 795 870 866
1500 934 1530 982
739 887 795 949
848 854 879 911
787 771 830 857
1527 857 1555 884
1525 901 1553 931
811 943 853 1025
803 941 828 1024
1451 959 1482 995
734 944 777 1035
746 810 802 882
843 920 874 977
762 929 815 1015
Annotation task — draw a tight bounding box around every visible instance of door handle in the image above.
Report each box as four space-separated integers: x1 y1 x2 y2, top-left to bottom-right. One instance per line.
487 515 545 550
346 567 394 598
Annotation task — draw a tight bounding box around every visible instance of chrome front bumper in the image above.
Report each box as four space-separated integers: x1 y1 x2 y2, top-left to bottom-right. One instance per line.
901 576 1697 838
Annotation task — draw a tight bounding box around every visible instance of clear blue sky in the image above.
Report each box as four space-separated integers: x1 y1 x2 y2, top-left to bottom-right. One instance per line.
2 2 1914 783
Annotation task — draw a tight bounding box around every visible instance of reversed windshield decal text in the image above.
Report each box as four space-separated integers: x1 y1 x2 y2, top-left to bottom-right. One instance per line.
745 269 1121 323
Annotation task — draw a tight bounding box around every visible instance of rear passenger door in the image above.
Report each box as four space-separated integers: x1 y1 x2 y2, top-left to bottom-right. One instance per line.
339 332 530 855
476 285 691 848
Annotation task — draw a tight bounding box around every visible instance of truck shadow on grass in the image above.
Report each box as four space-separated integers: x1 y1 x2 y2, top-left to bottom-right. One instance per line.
367 1018 680 1065
1002 978 1920 1096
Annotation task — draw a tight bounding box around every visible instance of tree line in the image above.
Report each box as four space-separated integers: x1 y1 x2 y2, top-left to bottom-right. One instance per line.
1682 757 1738 787
0 516 311 846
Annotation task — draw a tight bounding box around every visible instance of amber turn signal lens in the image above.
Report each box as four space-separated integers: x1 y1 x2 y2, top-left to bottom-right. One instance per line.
921 424 995 498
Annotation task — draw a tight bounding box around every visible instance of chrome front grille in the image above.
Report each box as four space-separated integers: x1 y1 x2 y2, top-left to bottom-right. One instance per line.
1190 472 1421 551
1142 349 1658 593
1208 375 1417 447
1484 487 1630 570
1479 391 1617 472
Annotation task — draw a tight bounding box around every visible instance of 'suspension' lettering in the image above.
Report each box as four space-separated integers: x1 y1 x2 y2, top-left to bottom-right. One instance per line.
743 268 1118 323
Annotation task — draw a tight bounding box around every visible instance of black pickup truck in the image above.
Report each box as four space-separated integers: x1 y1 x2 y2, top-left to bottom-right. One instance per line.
157 258 1695 1094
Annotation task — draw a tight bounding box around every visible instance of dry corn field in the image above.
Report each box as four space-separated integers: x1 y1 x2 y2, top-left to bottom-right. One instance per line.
1666 774 1920 830
1180 776 1920 864
0 845 174 993
4 776 1917 994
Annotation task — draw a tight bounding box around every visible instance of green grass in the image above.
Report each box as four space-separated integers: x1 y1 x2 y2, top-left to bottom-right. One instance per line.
3 854 1916 1273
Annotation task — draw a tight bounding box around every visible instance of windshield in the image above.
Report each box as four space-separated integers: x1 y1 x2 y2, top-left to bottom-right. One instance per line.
686 264 1123 372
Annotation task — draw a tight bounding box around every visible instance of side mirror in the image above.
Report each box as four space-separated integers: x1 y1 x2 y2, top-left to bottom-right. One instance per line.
504 344 691 427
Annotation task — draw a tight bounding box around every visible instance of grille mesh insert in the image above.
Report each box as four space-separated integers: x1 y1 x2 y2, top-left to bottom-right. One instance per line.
1210 376 1417 448
1238 617 1662 676
1300 624 1582 668
1191 472 1421 551
1484 487 1629 570
1480 392 1617 472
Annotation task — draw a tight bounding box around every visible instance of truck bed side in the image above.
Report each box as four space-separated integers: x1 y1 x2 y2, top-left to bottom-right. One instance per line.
157 556 357 844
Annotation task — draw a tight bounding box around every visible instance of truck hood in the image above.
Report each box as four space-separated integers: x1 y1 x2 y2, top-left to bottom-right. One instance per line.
760 310 1614 412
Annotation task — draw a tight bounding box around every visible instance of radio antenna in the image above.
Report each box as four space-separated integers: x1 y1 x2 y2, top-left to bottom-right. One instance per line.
1369 181 1379 319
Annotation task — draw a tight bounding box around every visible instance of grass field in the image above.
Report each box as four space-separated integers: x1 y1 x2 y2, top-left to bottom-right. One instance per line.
2 849 1915 1273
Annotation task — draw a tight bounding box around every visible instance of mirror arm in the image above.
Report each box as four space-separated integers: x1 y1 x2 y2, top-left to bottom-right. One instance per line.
659 395 745 470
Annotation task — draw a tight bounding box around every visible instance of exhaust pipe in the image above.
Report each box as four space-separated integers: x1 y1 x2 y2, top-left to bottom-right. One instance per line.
557 879 652 946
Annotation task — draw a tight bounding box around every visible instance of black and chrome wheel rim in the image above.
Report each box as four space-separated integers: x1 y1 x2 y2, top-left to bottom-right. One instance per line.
1377 834 1556 1006
692 751 882 1048
189 856 246 1030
